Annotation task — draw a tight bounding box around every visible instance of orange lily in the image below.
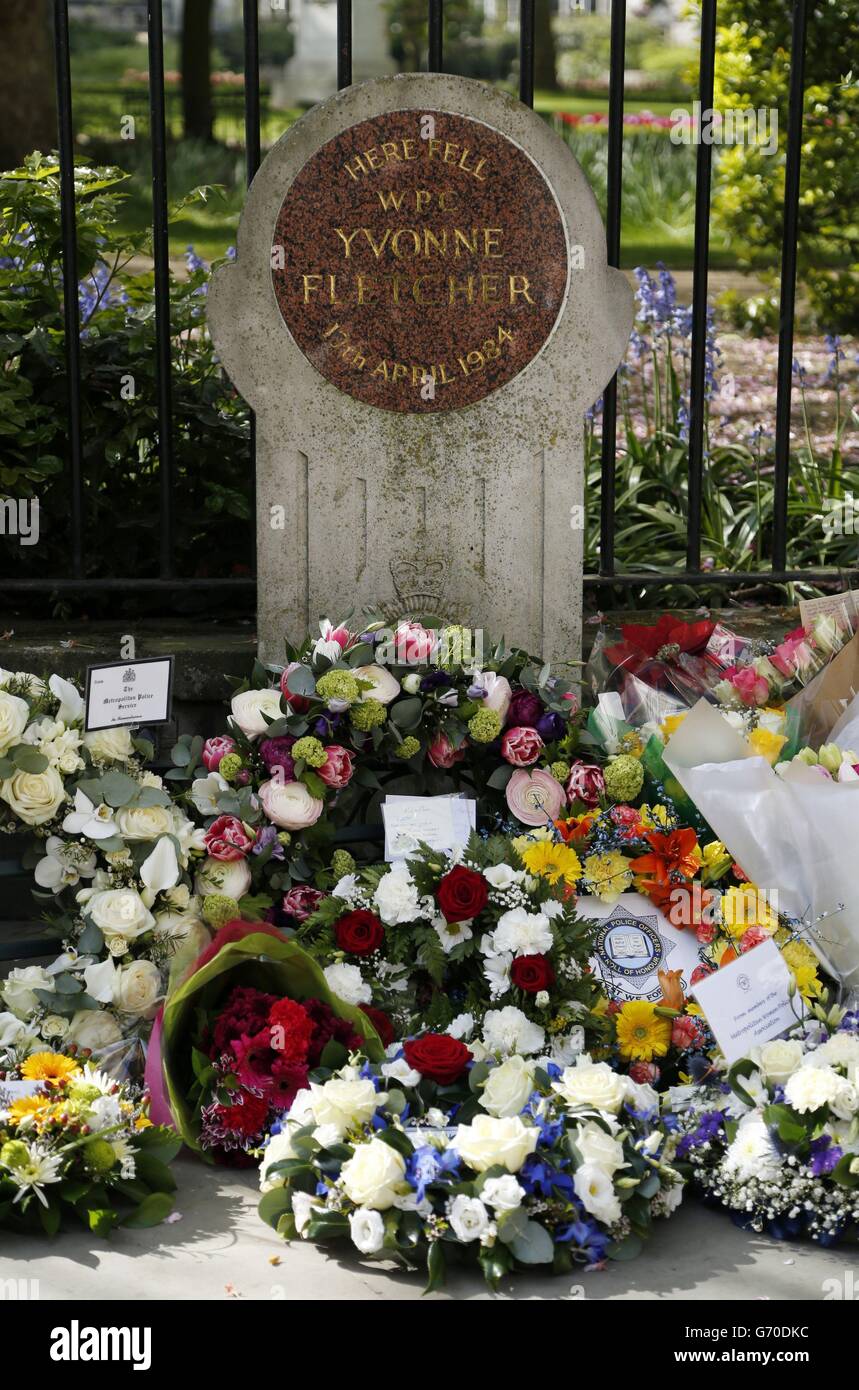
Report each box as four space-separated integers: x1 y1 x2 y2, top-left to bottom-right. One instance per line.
633 828 700 889
657 968 686 1010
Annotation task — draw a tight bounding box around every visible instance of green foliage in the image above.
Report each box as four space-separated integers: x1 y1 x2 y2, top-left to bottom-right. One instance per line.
713 0 858 330
0 153 251 610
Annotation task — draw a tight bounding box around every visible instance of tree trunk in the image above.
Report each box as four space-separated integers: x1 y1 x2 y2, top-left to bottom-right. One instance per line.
533 0 559 94
0 0 57 169
181 0 215 143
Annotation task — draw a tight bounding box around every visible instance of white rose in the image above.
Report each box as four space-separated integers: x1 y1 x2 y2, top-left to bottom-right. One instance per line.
552 1056 629 1115
0 1009 36 1045
113 960 163 1018
353 664 400 705
373 866 421 925
259 778 323 830
83 726 134 763
0 690 29 756
448 1194 492 1243
229 687 283 739
86 888 155 941
573 1121 627 1178
323 961 371 1007
259 1128 299 1192
623 1076 660 1116
340 1136 406 1209
480 1056 535 1118
480 1174 525 1211
483 863 524 891
573 1163 622 1226
454 1114 538 1174
66 1009 123 1052
41 1014 70 1042
753 1037 805 1086
194 855 252 900
1 966 54 1019
1 766 65 826
491 907 553 958
401 673 421 695
482 1005 545 1057
309 1076 380 1135
115 803 175 841
349 1206 386 1254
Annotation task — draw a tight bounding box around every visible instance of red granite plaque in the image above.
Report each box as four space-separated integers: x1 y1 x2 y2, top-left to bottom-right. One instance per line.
271 109 569 413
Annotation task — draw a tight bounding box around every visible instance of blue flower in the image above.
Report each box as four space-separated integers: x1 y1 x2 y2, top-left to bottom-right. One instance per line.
810 1135 842 1177
556 1217 611 1264
405 1145 460 1202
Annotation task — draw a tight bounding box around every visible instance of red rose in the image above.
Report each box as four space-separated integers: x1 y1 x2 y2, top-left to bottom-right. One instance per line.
334 908 385 956
403 1032 471 1085
360 1004 395 1048
501 725 545 767
204 813 255 861
436 864 489 923
317 744 355 789
510 954 555 993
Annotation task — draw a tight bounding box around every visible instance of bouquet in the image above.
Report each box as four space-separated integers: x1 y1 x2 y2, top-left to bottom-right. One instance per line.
258 1043 683 1289
0 667 141 835
157 923 384 1161
0 1048 180 1235
667 999 859 1245
1 759 211 1071
167 616 583 921
294 832 602 1060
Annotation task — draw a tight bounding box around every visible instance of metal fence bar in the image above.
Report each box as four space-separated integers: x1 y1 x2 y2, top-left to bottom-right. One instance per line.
519 0 535 107
243 0 260 579
52 0 84 579
337 0 353 89
147 0 175 580
685 0 716 574
772 0 809 574
428 0 443 72
598 0 627 578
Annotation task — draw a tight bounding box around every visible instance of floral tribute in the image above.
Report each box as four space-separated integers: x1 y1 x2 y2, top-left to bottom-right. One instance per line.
294 832 601 1061
667 998 859 1246
156 923 383 1163
0 1047 180 1235
166 617 583 923
257 1042 683 1290
0 669 211 1071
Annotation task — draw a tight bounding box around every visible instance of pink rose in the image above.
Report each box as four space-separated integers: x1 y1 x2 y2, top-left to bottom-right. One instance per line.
204 814 255 861
317 744 355 789
428 732 466 769
505 768 565 826
282 885 326 922
202 735 236 772
565 761 605 807
394 621 437 664
501 726 545 767
730 665 769 707
280 661 311 715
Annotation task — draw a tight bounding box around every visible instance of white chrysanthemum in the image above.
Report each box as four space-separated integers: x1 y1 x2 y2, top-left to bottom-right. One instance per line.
723 1114 782 1184
490 907 553 958
373 866 421 926
323 961 371 1006
482 1005 545 1057
483 951 513 1000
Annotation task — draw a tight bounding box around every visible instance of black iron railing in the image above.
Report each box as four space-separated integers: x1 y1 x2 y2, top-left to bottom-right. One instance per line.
5 0 826 599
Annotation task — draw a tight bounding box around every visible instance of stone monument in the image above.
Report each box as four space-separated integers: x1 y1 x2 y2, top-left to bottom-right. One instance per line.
208 74 633 664
274 0 396 107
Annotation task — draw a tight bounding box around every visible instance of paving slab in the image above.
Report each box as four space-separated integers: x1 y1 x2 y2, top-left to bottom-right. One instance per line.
0 1155 850 1302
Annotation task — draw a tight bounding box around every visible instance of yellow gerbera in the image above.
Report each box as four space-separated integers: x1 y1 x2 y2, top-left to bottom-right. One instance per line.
20 1053 81 1084
615 1000 672 1061
659 713 687 743
8 1094 52 1125
582 851 633 904
748 727 788 765
790 962 823 1000
519 839 582 887
511 827 554 857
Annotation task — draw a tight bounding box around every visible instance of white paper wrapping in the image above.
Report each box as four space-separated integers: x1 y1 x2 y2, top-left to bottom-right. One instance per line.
663 701 859 989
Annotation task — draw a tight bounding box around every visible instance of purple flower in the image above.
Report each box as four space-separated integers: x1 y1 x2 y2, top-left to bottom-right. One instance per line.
253 825 285 860
506 690 543 728
259 736 296 778
810 1135 842 1177
535 709 565 743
